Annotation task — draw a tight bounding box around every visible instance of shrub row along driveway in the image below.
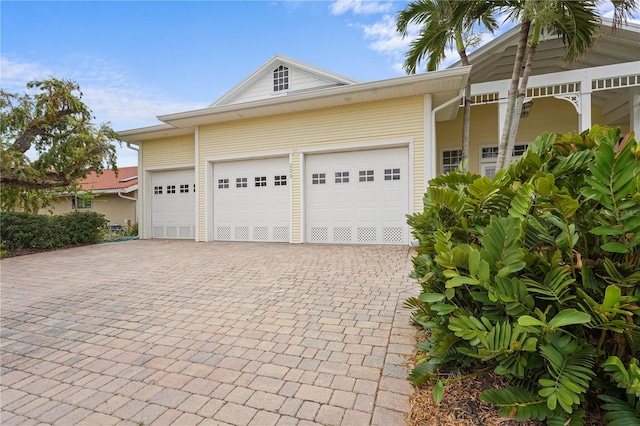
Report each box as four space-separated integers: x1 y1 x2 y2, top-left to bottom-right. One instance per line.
1 240 417 425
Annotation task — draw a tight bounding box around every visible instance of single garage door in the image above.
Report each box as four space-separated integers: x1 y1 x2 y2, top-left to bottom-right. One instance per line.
213 157 290 242
305 147 409 245
151 169 196 239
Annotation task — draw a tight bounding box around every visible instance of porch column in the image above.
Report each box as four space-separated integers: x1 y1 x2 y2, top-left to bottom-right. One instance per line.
631 88 640 137
497 90 508 143
579 79 592 132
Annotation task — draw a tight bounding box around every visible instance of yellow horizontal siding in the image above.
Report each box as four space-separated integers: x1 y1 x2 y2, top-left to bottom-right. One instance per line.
435 97 593 175
141 135 195 168
197 96 426 242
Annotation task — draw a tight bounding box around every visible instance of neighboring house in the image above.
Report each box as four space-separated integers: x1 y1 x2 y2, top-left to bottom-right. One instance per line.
49 167 138 229
119 20 639 245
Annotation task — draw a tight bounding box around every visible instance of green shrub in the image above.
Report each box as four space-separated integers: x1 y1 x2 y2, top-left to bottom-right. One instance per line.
406 126 640 425
0 211 107 251
126 222 138 237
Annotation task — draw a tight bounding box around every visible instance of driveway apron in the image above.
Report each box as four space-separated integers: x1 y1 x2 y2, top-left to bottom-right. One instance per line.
1 240 417 425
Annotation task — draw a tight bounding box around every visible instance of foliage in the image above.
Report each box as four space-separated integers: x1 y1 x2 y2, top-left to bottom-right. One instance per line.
406 127 640 424
0 211 107 250
1 78 120 212
396 0 498 171
126 221 139 237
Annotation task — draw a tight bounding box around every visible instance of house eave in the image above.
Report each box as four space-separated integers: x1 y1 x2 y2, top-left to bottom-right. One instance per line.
117 124 196 143
158 66 471 128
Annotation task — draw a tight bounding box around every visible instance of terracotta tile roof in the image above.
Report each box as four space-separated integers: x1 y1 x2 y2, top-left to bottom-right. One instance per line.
79 166 138 191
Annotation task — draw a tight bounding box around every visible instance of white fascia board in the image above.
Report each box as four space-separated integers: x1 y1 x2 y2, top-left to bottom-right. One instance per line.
117 123 196 143
60 186 137 195
159 67 471 128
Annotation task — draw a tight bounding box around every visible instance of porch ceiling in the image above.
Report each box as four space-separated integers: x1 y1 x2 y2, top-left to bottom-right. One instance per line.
459 20 640 84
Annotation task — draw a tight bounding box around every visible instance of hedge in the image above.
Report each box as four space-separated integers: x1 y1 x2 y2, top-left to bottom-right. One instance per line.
0 211 107 250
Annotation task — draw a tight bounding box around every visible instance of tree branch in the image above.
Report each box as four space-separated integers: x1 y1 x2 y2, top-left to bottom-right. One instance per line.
11 108 77 153
0 169 73 190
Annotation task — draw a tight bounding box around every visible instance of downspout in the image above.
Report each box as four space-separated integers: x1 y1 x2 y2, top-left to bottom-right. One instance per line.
429 89 465 179
125 142 140 233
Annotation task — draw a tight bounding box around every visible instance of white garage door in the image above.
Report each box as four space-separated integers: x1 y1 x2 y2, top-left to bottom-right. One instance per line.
305 147 409 245
151 169 195 239
213 157 290 242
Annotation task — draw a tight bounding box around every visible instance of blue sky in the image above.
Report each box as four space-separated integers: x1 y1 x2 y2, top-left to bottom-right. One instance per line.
1 1 636 166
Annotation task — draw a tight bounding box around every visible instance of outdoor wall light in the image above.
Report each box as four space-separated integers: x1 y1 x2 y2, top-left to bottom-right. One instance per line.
521 100 534 118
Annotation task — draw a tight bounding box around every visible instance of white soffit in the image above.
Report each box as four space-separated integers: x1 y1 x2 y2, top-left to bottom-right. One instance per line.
453 19 640 84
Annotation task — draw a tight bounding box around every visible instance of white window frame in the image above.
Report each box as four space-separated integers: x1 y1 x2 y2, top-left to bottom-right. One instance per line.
441 148 463 174
478 143 531 179
273 65 289 92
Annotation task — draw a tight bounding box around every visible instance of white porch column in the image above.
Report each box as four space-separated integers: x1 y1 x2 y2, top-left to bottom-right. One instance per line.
423 93 434 189
195 126 200 241
580 79 592 132
498 91 508 143
631 88 640 137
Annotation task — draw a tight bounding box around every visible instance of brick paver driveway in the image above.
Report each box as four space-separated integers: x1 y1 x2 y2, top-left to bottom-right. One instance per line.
1 240 417 425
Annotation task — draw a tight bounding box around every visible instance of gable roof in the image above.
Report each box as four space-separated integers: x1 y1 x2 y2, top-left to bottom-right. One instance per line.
450 18 640 83
119 61 471 142
78 166 138 193
211 54 361 107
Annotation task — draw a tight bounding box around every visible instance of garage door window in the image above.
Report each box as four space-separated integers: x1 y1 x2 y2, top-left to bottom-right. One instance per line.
154 186 162 195
335 171 349 183
359 170 374 182
180 184 190 193
384 169 400 181
312 173 326 184
236 177 247 188
167 185 176 194
274 175 287 186
255 176 267 187
218 179 229 189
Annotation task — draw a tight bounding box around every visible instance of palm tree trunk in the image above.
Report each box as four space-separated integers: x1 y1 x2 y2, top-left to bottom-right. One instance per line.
458 33 471 172
496 20 531 171
506 21 541 160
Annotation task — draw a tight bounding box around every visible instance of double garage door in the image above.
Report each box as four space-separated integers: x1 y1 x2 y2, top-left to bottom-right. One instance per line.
149 148 409 244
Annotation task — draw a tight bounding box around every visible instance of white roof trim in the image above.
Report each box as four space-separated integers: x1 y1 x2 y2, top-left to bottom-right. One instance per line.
211 54 360 107
158 66 470 129
58 185 138 195
117 123 195 143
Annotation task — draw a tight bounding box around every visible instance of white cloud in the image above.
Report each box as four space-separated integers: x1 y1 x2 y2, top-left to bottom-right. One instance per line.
0 57 53 89
1 56 203 166
1 56 202 129
330 0 393 15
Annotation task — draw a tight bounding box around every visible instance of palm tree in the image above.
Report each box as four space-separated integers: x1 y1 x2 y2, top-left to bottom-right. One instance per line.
495 0 638 170
396 0 498 172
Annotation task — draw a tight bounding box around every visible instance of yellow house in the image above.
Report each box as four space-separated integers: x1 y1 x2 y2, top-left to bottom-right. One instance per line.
48 167 138 229
119 20 639 245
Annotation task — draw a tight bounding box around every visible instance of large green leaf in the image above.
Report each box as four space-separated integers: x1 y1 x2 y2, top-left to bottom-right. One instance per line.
480 216 525 272
547 309 591 328
480 386 551 420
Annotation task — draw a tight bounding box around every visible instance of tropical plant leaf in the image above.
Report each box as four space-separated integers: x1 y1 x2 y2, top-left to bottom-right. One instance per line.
480 386 551 420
